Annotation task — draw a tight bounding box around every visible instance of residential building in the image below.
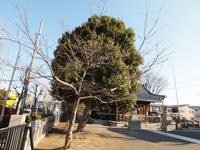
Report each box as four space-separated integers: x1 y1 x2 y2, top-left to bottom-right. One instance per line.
190 106 200 121
179 104 196 120
196 109 200 121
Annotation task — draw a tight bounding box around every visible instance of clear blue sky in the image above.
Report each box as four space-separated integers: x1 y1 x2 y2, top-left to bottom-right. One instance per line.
1 0 200 106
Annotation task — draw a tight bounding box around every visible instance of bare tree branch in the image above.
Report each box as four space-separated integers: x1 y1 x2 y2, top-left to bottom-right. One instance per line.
142 71 167 94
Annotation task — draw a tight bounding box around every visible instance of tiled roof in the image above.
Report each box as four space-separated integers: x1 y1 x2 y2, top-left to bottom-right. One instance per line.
137 85 166 102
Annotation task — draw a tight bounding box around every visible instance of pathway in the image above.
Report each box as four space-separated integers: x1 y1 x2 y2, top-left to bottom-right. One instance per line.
35 123 200 150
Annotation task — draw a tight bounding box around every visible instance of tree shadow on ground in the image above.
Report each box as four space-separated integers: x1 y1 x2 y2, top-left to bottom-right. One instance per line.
47 127 66 135
34 147 64 150
108 127 193 145
94 132 135 141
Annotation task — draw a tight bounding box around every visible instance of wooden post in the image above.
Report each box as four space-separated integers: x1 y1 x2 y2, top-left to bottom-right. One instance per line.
115 102 118 126
21 125 29 150
29 126 34 150
161 106 167 131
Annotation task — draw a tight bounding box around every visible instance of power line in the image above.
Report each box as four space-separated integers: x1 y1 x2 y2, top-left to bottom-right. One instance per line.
0 79 20 82
167 78 200 87
165 82 200 90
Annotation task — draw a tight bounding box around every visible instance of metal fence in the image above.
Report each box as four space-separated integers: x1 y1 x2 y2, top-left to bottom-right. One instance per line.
0 116 56 150
0 124 29 150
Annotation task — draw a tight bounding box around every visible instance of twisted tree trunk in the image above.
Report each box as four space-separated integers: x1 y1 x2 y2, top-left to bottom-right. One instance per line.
75 102 92 132
64 96 80 149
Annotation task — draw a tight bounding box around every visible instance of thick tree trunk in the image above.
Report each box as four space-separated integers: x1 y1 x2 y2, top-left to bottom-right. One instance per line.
64 96 80 149
65 104 72 128
75 102 92 132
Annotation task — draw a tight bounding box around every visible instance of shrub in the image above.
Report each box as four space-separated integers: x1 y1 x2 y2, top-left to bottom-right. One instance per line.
26 114 43 122
42 113 54 118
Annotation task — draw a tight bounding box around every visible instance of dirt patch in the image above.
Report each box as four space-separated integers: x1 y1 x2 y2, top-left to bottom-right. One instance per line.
35 123 66 150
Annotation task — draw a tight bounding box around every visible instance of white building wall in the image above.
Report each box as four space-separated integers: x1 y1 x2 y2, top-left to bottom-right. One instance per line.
179 105 196 120
196 109 200 121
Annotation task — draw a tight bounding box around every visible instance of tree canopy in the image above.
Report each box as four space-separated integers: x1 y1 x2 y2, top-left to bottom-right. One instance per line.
51 15 143 105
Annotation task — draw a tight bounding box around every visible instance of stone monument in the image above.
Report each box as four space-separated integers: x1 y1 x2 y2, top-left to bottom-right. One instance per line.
128 109 141 130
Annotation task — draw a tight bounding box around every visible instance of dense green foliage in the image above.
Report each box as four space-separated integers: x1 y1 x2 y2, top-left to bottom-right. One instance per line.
26 114 43 122
51 15 143 112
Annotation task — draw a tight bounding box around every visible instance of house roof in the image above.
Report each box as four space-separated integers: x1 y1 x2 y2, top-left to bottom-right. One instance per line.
189 106 200 111
159 105 200 111
137 85 166 102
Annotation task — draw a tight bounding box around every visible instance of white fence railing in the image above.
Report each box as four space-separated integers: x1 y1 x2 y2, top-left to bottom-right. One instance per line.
25 116 55 150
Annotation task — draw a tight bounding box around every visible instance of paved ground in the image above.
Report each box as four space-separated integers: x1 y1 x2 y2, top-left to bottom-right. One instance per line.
35 123 200 150
169 128 200 140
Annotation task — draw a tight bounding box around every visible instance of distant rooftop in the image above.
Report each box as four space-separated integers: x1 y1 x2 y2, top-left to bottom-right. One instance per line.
150 103 200 110
189 106 200 111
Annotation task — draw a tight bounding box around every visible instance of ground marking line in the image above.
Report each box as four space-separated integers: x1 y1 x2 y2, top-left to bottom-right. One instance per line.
147 130 200 144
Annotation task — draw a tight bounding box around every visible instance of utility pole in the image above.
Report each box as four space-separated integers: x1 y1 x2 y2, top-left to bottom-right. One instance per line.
173 66 180 129
20 20 44 114
0 44 22 121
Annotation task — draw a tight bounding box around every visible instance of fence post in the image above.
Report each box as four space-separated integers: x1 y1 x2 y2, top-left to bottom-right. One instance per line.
20 124 34 150
20 125 29 150
20 125 34 150
29 126 34 150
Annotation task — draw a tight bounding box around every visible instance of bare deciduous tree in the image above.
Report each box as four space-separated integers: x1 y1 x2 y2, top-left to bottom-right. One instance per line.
142 71 167 94
30 84 42 117
137 0 168 75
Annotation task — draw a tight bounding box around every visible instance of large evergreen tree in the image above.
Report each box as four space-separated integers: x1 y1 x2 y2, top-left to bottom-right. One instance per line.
51 15 143 149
